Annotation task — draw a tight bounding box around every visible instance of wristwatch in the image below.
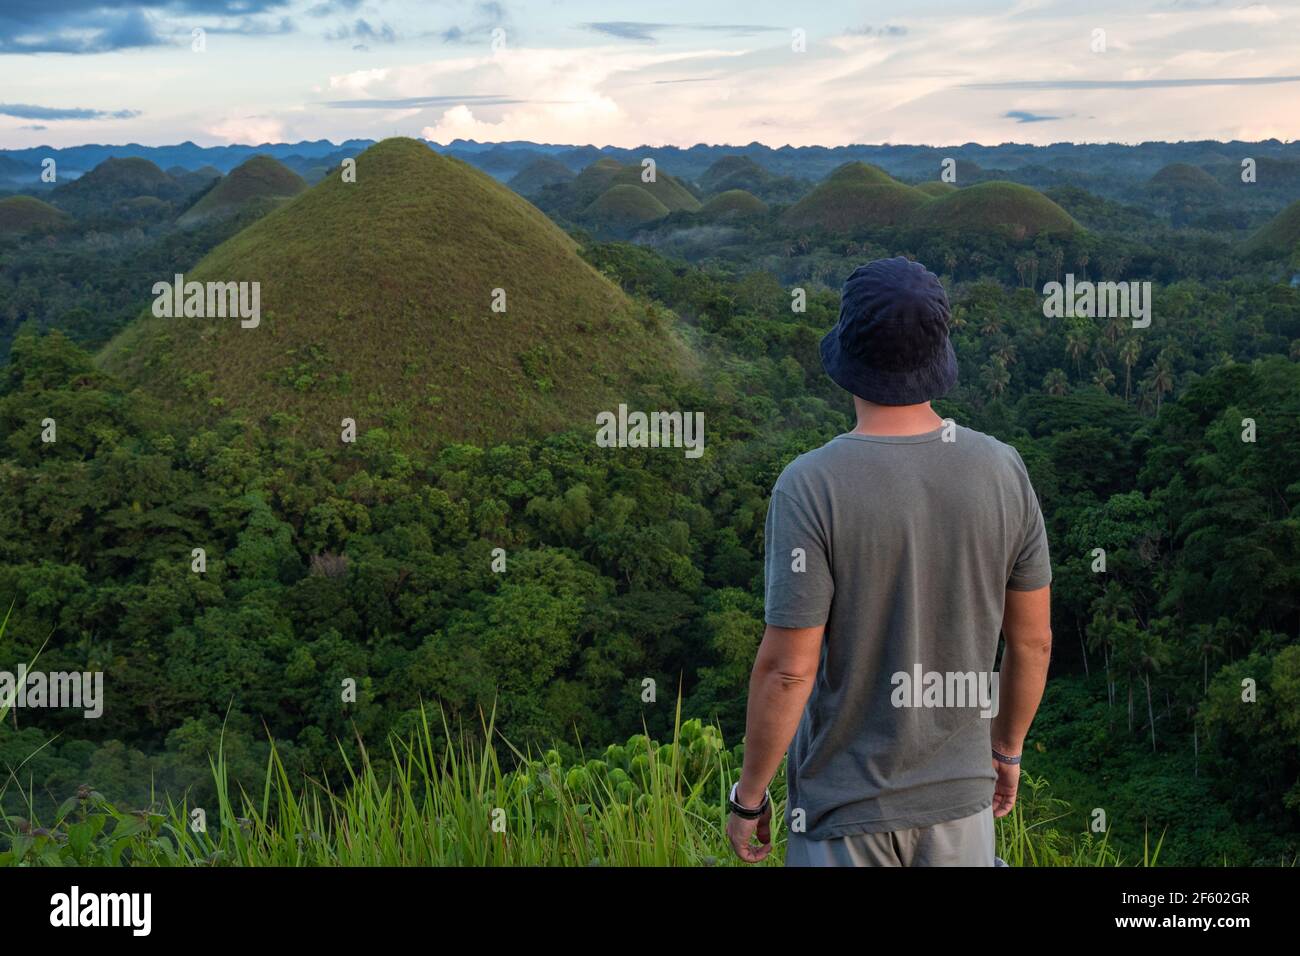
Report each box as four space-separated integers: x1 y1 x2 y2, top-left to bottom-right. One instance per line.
728 781 771 819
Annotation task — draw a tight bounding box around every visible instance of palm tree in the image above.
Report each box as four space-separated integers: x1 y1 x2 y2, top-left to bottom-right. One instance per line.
1065 328 1090 377
1042 368 1069 396
1092 366 1115 393
991 336 1018 367
981 358 1010 400
1138 627 1172 753
1142 352 1176 414
1118 337 1141 402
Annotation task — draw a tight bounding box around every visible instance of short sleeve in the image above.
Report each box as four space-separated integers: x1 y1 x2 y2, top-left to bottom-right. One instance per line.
764 486 834 627
1008 468 1052 591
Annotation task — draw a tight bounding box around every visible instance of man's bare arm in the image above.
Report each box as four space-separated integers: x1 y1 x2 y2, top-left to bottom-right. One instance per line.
736 623 825 806
990 585 1052 814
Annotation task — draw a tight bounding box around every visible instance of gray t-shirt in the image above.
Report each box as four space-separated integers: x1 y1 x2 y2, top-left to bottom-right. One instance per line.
764 424 1051 839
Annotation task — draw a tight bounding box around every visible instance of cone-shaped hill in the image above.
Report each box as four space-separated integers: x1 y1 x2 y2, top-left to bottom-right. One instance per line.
1149 162 1222 194
584 184 671 228
908 181 1079 239
508 157 576 196
915 181 957 197
823 161 897 187
55 157 182 207
0 195 70 235
98 138 688 450
573 160 700 211
782 162 929 231
700 189 767 219
1242 199 1300 258
699 156 774 195
179 156 306 224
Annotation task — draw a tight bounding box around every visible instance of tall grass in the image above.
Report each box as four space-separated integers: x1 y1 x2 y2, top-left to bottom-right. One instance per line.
2 692 1156 867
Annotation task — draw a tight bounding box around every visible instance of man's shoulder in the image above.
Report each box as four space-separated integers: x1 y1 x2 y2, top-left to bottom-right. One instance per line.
951 425 1027 467
772 437 846 497
774 426 1029 492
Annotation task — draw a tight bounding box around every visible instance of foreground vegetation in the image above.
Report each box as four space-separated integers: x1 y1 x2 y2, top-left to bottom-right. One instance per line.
1 706 1159 867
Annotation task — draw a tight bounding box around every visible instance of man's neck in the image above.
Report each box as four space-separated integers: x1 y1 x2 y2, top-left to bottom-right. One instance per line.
851 397 945 437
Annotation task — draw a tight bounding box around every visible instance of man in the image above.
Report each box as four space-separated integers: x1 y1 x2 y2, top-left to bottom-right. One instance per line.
726 257 1053 867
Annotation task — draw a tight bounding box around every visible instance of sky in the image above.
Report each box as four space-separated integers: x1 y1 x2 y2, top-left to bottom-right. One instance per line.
0 0 1298 149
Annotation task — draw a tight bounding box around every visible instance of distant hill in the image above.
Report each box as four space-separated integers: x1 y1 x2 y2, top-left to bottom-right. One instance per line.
0 155 37 184
584 184 671 228
169 165 222 194
1242 199 1300 257
178 156 306 225
1150 163 1223 196
50 156 192 217
700 189 768 219
699 156 774 195
508 157 575 196
550 159 700 220
0 195 70 235
782 171 931 231
823 161 897 187
56 157 176 201
98 137 687 450
908 181 1080 239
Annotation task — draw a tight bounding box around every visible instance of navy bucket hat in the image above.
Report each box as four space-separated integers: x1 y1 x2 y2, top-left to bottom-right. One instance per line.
819 256 958 406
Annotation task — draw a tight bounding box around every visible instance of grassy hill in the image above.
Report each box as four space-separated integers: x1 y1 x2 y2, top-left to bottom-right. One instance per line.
915 181 958 197
1242 199 1300 257
0 195 70 235
782 180 931 231
570 158 625 200
1149 162 1221 192
508 157 575 196
565 159 700 213
823 161 897 187
55 157 179 206
178 156 306 225
1149 163 1224 203
700 189 768 219
98 137 688 450
584 184 671 227
699 155 774 195
908 180 1080 239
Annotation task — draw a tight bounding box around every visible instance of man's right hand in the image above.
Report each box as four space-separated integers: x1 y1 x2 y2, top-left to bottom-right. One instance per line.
992 759 1020 817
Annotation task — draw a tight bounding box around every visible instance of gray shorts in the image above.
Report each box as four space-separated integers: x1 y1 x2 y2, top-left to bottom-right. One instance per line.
785 805 995 867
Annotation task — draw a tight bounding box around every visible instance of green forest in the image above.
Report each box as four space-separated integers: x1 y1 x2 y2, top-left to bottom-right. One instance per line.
1 138 1298 866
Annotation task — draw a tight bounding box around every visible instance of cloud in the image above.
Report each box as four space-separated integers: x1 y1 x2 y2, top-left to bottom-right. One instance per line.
584 21 782 42
205 16 295 37
20 124 47 130
1004 110 1064 123
0 102 141 120
966 75 1300 90
0 7 166 54
204 114 286 144
327 18 396 44
0 1 299 54
306 0 364 16
324 94 527 109
844 25 907 38
441 1 509 44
